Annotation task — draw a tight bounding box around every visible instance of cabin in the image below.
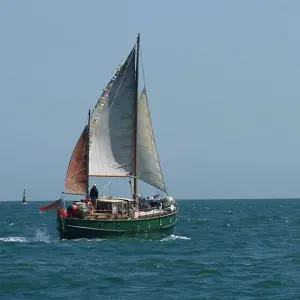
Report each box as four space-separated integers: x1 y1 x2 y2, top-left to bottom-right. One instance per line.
85 197 135 220
67 195 175 221
96 197 134 215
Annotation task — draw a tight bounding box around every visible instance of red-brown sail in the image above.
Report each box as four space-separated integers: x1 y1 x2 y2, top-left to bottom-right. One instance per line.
65 126 88 195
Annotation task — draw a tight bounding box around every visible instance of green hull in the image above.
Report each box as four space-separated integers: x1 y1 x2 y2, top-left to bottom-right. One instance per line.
57 211 177 240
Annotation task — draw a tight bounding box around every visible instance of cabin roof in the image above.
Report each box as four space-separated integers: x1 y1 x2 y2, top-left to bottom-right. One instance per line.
99 197 134 203
100 199 124 203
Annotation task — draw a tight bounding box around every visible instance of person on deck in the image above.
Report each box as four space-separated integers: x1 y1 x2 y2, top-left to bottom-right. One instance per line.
89 184 99 207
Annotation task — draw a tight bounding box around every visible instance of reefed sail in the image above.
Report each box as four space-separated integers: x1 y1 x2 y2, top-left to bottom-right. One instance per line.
137 88 167 192
65 126 88 195
89 48 137 177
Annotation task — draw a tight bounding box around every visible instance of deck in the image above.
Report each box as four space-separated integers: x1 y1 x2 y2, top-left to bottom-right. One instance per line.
85 208 174 221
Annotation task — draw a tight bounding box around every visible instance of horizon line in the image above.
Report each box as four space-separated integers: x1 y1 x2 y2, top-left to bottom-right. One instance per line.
2 197 300 202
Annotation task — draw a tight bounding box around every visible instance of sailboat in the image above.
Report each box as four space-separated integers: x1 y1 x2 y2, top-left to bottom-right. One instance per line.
21 189 28 205
56 34 178 240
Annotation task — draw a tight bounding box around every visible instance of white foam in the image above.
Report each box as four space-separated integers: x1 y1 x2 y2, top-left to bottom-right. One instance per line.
0 229 52 244
0 237 27 243
160 234 190 242
33 229 51 243
71 238 105 242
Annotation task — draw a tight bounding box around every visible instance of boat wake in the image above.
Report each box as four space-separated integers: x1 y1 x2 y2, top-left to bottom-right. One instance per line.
65 238 105 242
0 229 52 244
32 229 51 243
160 234 190 242
0 237 27 243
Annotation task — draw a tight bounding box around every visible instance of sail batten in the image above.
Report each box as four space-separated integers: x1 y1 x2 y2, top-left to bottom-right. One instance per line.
137 88 167 193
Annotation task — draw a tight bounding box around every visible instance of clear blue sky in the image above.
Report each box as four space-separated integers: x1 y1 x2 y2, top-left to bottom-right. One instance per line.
1 0 300 200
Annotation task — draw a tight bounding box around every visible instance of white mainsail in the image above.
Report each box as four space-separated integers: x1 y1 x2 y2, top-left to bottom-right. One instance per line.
137 88 167 193
88 47 136 177
87 41 167 193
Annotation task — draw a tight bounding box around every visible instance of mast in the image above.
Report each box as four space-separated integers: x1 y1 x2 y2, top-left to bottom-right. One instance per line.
133 33 140 203
86 109 91 198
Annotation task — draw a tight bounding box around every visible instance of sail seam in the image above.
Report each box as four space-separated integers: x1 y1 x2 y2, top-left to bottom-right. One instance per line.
66 167 86 180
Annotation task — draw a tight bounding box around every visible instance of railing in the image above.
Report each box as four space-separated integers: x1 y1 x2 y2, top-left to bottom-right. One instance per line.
68 206 178 221
134 208 177 220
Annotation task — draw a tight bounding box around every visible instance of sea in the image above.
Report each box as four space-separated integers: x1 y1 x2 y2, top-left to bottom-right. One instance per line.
0 199 300 300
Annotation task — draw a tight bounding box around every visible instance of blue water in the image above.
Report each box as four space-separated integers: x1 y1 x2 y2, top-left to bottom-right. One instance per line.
0 199 300 299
